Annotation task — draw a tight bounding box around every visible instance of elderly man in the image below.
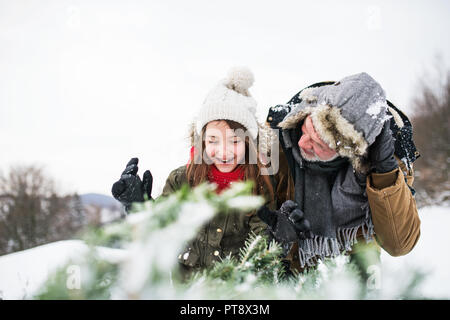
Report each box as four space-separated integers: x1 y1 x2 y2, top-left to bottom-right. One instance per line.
258 72 420 273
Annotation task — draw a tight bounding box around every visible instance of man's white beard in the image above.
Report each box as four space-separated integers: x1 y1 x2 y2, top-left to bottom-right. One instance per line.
300 148 339 162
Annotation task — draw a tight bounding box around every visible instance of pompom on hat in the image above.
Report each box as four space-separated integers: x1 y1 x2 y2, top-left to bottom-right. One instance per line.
195 67 259 139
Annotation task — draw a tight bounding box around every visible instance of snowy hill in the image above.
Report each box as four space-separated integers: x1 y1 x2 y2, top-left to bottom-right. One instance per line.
80 193 121 210
80 193 123 224
0 240 127 300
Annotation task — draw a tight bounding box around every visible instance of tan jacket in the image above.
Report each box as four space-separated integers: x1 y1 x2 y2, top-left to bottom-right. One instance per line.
366 157 421 256
286 157 421 272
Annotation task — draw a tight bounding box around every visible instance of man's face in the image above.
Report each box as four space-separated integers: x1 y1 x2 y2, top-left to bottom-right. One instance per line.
298 116 338 162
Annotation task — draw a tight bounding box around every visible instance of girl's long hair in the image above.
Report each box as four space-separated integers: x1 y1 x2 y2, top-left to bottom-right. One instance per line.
186 120 275 203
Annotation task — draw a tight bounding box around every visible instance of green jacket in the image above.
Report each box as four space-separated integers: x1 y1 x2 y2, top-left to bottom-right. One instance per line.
159 164 291 275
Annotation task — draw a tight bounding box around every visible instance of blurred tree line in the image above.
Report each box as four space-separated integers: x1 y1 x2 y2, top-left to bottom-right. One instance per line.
410 64 450 206
0 166 86 255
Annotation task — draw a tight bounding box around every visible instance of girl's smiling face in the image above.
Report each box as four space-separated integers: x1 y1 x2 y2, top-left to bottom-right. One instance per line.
298 116 338 162
204 120 246 172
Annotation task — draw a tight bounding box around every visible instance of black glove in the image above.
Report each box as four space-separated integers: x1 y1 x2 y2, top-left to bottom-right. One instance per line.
257 200 312 243
369 119 398 173
111 158 153 212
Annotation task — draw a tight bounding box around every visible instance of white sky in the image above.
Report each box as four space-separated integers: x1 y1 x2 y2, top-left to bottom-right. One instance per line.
1 0 449 196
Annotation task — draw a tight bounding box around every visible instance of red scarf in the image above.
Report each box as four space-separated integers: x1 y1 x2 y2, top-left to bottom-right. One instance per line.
208 164 244 193
187 146 244 193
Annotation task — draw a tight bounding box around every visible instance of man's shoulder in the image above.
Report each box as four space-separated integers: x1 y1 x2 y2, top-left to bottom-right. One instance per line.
266 105 292 129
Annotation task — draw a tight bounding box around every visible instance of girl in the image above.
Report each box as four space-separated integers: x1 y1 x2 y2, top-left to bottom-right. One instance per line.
112 67 293 276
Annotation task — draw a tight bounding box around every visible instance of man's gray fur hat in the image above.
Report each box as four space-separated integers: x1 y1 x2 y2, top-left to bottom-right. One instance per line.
278 72 391 172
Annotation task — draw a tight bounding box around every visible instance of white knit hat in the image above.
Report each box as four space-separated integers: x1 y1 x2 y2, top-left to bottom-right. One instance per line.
195 67 259 139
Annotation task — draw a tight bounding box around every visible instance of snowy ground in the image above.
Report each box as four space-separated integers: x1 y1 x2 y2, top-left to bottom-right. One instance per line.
380 205 450 299
0 240 127 300
0 205 448 300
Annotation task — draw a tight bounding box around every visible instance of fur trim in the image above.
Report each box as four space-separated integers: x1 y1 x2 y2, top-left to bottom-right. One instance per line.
258 122 278 159
278 105 308 130
310 104 369 171
189 121 198 147
298 87 318 103
388 106 404 128
279 104 370 172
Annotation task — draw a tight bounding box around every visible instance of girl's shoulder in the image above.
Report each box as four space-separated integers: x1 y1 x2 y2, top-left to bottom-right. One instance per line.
167 165 188 179
162 165 188 196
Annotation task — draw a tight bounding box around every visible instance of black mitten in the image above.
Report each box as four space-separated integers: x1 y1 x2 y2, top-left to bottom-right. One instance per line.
111 158 153 212
257 200 312 244
369 119 398 173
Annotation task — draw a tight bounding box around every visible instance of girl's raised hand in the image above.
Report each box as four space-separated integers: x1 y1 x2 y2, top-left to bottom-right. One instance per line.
111 158 153 212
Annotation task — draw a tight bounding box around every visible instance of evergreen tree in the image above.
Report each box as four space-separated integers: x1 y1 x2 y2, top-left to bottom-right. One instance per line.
35 181 428 300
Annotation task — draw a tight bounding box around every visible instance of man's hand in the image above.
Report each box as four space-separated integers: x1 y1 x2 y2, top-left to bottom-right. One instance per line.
111 158 153 212
257 200 312 243
369 119 398 173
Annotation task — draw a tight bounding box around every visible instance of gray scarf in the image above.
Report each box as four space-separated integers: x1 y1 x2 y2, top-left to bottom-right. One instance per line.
282 127 375 267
